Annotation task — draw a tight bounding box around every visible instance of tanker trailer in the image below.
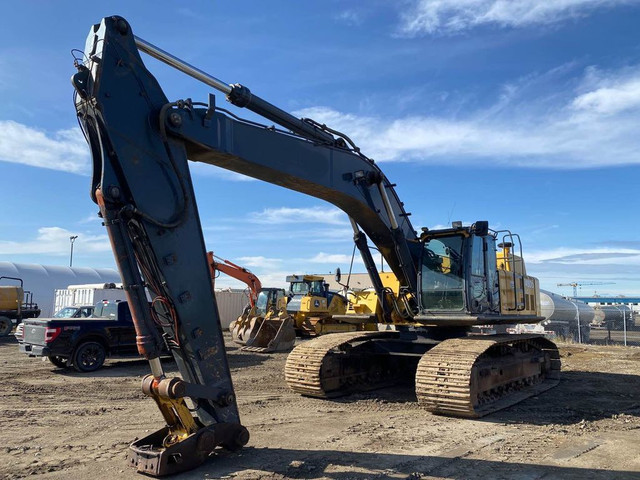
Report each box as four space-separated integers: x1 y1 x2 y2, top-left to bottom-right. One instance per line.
593 305 634 330
539 289 593 342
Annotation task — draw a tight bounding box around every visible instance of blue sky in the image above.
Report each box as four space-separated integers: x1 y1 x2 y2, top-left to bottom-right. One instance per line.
1 1 639 296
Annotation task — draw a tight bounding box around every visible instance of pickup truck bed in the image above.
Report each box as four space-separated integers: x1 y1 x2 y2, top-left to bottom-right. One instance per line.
20 301 143 372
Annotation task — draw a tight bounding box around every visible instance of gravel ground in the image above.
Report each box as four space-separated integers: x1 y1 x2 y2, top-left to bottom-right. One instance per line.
1 334 639 480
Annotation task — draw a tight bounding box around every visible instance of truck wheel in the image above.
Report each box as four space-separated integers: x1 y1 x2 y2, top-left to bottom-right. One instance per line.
48 355 69 368
73 341 106 372
0 317 12 337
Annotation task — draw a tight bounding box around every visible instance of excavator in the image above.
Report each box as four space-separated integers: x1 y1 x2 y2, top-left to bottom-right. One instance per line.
207 252 261 307
72 16 560 476
207 252 295 352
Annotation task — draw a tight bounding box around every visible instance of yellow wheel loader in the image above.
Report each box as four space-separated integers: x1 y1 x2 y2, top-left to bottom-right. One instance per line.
230 288 296 353
285 275 349 335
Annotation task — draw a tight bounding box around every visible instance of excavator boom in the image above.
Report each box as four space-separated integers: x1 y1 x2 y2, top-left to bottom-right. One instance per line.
207 252 261 307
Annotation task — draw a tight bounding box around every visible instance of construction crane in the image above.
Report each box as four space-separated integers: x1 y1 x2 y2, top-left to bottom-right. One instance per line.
556 281 616 297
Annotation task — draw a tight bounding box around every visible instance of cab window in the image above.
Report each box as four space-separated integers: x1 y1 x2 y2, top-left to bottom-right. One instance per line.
420 236 465 311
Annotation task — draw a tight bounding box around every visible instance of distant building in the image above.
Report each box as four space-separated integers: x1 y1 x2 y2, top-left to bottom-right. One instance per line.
0 262 120 317
574 296 640 314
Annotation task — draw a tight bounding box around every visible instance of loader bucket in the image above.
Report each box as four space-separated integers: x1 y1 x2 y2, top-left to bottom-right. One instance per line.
241 316 296 353
230 315 260 346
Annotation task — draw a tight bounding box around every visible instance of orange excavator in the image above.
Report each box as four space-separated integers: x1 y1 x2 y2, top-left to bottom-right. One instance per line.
207 252 295 352
207 252 261 307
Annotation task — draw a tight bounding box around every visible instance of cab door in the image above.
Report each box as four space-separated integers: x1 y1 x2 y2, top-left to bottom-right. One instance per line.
484 236 500 313
469 235 490 313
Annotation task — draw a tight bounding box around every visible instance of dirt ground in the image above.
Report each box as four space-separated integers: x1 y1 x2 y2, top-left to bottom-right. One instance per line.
1 334 639 480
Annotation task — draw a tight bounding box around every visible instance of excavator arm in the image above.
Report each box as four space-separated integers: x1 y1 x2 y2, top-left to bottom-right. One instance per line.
208 252 261 307
73 17 253 476
72 16 421 474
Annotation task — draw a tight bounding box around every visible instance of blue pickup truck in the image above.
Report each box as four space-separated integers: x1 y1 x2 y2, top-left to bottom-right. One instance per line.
19 300 143 372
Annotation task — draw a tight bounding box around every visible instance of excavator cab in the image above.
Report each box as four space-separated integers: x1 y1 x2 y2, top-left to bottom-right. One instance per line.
416 221 540 324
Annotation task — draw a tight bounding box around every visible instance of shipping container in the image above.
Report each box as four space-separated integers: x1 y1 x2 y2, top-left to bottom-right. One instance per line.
53 283 127 314
215 289 251 329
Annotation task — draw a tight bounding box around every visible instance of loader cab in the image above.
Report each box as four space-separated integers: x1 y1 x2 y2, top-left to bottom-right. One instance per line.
287 275 326 298
254 288 286 316
285 274 346 319
418 221 499 315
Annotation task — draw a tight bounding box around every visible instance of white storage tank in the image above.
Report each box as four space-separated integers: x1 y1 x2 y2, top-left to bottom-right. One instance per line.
539 289 594 342
593 305 634 330
0 263 120 317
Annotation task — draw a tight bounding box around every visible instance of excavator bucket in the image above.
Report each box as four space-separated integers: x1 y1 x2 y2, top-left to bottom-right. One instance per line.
229 314 257 345
242 315 296 353
230 313 296 353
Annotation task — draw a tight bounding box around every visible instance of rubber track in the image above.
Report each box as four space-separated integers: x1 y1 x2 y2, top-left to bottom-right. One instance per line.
415 334 560 418
284 331 396 398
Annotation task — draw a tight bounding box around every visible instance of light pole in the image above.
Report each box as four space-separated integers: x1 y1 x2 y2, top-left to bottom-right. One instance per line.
69 235 78 267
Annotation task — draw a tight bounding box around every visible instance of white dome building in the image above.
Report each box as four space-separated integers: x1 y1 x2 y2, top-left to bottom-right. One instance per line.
0 262 120 317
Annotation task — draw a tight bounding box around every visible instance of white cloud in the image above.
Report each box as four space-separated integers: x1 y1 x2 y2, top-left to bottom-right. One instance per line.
399 0 635 36
571 70 640 115
0 227 111 256
249 271 291 289
0 121 89 174
78 213 101 224
335 10 364 26
248 206 348 225
235 256 283 270
526 247 640 266
296 64 640 169
8 63 640 177
306 252 365 265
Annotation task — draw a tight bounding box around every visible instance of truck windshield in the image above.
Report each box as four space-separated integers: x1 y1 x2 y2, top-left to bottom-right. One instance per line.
92 302 118 319
420 236 465 311
53 307 78 318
